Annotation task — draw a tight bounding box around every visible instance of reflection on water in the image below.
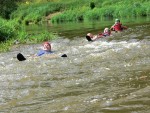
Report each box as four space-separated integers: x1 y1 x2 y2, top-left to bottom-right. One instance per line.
0 20 150 113
26 17 150 39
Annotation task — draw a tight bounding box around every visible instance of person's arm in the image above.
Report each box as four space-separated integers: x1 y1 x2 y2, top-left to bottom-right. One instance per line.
92 34 104 40
110 25 115 31
92 35 99 40
43 53 67 59
122 26 128 29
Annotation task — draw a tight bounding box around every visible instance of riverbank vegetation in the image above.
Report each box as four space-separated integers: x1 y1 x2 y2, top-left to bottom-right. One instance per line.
11 0 150 24
0 17 56 52
0 0 150 52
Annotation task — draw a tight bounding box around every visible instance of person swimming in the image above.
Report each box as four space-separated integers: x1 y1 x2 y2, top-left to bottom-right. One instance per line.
17 41 67 61
100 28 111 36
36 41 53 56
110 19 127 32
86 28 111 41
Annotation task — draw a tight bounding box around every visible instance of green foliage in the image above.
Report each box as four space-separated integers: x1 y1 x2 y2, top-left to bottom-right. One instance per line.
11 2 63 24
27 31 57 43
51 7 89 23
102 1 112 7
84 8 101 20
0 18 20 42
0 0 19 19
0 40 14 52
10 0 150 24
0 17 57 52
17 29 57 44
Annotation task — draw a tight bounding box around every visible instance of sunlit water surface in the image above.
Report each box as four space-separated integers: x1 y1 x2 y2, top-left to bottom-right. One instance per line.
0 20 150 113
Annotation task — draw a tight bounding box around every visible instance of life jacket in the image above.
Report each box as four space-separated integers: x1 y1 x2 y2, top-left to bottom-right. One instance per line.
113 23 122 31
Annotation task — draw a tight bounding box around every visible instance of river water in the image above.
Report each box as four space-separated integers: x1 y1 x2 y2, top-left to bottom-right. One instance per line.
0 18 150 113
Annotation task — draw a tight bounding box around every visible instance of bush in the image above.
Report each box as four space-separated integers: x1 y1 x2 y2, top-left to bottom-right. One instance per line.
0 18 20 42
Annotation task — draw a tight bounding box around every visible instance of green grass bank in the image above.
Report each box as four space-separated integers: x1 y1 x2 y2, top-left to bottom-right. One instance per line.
11 0 150 24
0 17 57 52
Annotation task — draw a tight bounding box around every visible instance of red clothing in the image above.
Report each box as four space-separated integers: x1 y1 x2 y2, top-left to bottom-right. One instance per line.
113 23 122 31
98 31 111 38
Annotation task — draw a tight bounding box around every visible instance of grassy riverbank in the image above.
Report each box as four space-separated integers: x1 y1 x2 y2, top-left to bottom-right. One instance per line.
11 0 150 24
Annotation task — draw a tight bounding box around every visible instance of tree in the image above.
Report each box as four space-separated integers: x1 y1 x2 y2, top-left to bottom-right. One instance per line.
0 0 19 19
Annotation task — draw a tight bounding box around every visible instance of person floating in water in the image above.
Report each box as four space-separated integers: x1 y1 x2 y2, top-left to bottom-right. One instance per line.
110 19 127 32
17 41 67 61
36 41 53 56
86 28 111 41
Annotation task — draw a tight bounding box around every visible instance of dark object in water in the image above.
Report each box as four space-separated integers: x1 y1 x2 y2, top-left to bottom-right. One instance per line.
17 53 26 61
61 54 67 57
86 36 93 42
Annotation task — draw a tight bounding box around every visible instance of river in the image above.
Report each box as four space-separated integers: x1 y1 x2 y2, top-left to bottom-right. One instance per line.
0 17 150 113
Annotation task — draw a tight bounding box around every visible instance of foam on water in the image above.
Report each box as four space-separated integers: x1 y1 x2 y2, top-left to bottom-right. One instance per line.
0 24 150 113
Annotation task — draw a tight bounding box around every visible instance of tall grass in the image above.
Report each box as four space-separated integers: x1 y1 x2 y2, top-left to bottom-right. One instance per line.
51 7 89 23
16 30 57 44
51 2 150 22
0 18 20 52
11 2 63 25
10 0 150 24
0 18 19 42
0 39 14 52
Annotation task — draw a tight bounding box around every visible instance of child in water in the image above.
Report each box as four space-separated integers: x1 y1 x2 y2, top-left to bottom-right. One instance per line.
110 19 127 32
37 41 53 56
17 41 67 61
86 28 111 41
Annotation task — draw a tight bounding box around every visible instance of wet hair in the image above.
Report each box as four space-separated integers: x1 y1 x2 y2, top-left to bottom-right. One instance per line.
104 28 109 33
86 35 92 41
43 42 51 46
